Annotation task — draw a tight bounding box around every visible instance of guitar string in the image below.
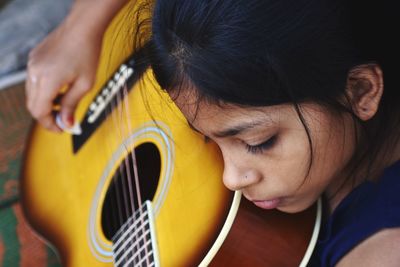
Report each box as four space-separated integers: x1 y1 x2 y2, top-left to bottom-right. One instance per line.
114 66 147 266
122 76 152 265
110 77 130 266
115 210 151 265
103 96 119 252
105 55 151 265
120 81 142 266
113 206 147 252
107 22 140 267
103 29 127 263
98 83 113 256
107 25 139 267
109 63 141 267
105 82 123 233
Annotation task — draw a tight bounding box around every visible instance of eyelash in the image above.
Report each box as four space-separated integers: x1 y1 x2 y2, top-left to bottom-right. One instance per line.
245 135 277 154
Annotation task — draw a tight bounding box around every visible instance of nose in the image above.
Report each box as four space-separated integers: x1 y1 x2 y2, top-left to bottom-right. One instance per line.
222 155 260 191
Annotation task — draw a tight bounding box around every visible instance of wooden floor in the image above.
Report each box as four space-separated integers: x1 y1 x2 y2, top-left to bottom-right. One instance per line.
0 83 31 181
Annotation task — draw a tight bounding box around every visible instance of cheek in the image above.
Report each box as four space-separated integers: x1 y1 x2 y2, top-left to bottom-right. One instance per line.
271 130 312 180
260 129 325 198
250 137 311 195
302 121 356 196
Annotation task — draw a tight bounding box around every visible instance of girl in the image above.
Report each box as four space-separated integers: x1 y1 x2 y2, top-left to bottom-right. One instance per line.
26 0 400 266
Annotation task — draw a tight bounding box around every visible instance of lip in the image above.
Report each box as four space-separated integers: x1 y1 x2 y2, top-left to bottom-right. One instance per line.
252 198 282 210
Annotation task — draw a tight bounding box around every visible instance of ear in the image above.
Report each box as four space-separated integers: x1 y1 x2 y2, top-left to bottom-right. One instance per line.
346 64 384 121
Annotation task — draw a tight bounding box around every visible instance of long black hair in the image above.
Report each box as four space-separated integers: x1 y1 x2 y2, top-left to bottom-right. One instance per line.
141 0 399 186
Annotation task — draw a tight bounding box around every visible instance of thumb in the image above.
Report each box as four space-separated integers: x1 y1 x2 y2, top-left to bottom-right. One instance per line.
60 77 93 128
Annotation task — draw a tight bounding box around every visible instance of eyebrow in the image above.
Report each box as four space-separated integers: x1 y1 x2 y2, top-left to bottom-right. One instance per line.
213 120 266 138
188 118 273 138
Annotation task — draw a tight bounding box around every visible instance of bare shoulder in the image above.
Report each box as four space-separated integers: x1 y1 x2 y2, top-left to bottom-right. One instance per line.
336 227 400 267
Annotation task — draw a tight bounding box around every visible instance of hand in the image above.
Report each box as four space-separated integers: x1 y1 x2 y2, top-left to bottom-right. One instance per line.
26 15 103 132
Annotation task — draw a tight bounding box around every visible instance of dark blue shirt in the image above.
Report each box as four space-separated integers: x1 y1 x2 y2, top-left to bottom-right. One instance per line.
309 160 400 266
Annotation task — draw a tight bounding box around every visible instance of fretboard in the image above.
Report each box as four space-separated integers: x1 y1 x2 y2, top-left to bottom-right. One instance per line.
112 201 159 267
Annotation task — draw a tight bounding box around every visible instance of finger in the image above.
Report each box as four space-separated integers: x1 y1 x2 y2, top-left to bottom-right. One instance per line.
25 68 39 112
37 113 62 133
30 77 68 130
60 77 93 128
26 48 41 108
32 95 60 132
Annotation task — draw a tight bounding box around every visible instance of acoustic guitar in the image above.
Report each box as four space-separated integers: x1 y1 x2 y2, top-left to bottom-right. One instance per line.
21 2 321 266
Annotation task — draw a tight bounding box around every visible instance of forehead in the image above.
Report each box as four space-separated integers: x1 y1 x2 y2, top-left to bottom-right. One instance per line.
173 89 282 132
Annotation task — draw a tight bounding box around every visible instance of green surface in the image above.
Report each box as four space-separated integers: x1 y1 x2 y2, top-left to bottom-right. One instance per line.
0 207 20 266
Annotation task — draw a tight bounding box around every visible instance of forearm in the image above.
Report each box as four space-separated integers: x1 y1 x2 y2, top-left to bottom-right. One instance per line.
64 0 129 38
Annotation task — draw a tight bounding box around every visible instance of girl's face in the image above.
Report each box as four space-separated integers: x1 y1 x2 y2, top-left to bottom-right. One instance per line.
175 94 356 213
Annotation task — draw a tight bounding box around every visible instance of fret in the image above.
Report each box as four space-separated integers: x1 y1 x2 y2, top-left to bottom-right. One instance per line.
113 217 150 256
112 204 149 247
119 239 152 267
112 201 160 267
114 229 151 265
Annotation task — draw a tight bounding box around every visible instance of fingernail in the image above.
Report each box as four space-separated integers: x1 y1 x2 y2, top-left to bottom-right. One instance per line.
66 115 74 128
55 113 81 135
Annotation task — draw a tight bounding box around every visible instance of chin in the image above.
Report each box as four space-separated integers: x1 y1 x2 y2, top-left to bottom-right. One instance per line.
276 201 311 214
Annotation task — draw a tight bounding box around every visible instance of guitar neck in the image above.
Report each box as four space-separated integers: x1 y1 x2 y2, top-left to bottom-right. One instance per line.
112 201 159 267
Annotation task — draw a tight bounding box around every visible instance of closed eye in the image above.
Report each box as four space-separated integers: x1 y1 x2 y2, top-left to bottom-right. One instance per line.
245 135 277 154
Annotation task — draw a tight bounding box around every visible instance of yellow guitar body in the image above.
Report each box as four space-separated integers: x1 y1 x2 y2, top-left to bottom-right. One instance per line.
22 2 234 266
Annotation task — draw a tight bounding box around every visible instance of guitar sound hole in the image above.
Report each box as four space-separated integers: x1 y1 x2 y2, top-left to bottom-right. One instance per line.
101 142 161 240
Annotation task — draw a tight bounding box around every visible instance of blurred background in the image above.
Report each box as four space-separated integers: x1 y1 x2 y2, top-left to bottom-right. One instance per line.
0 0 70 266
